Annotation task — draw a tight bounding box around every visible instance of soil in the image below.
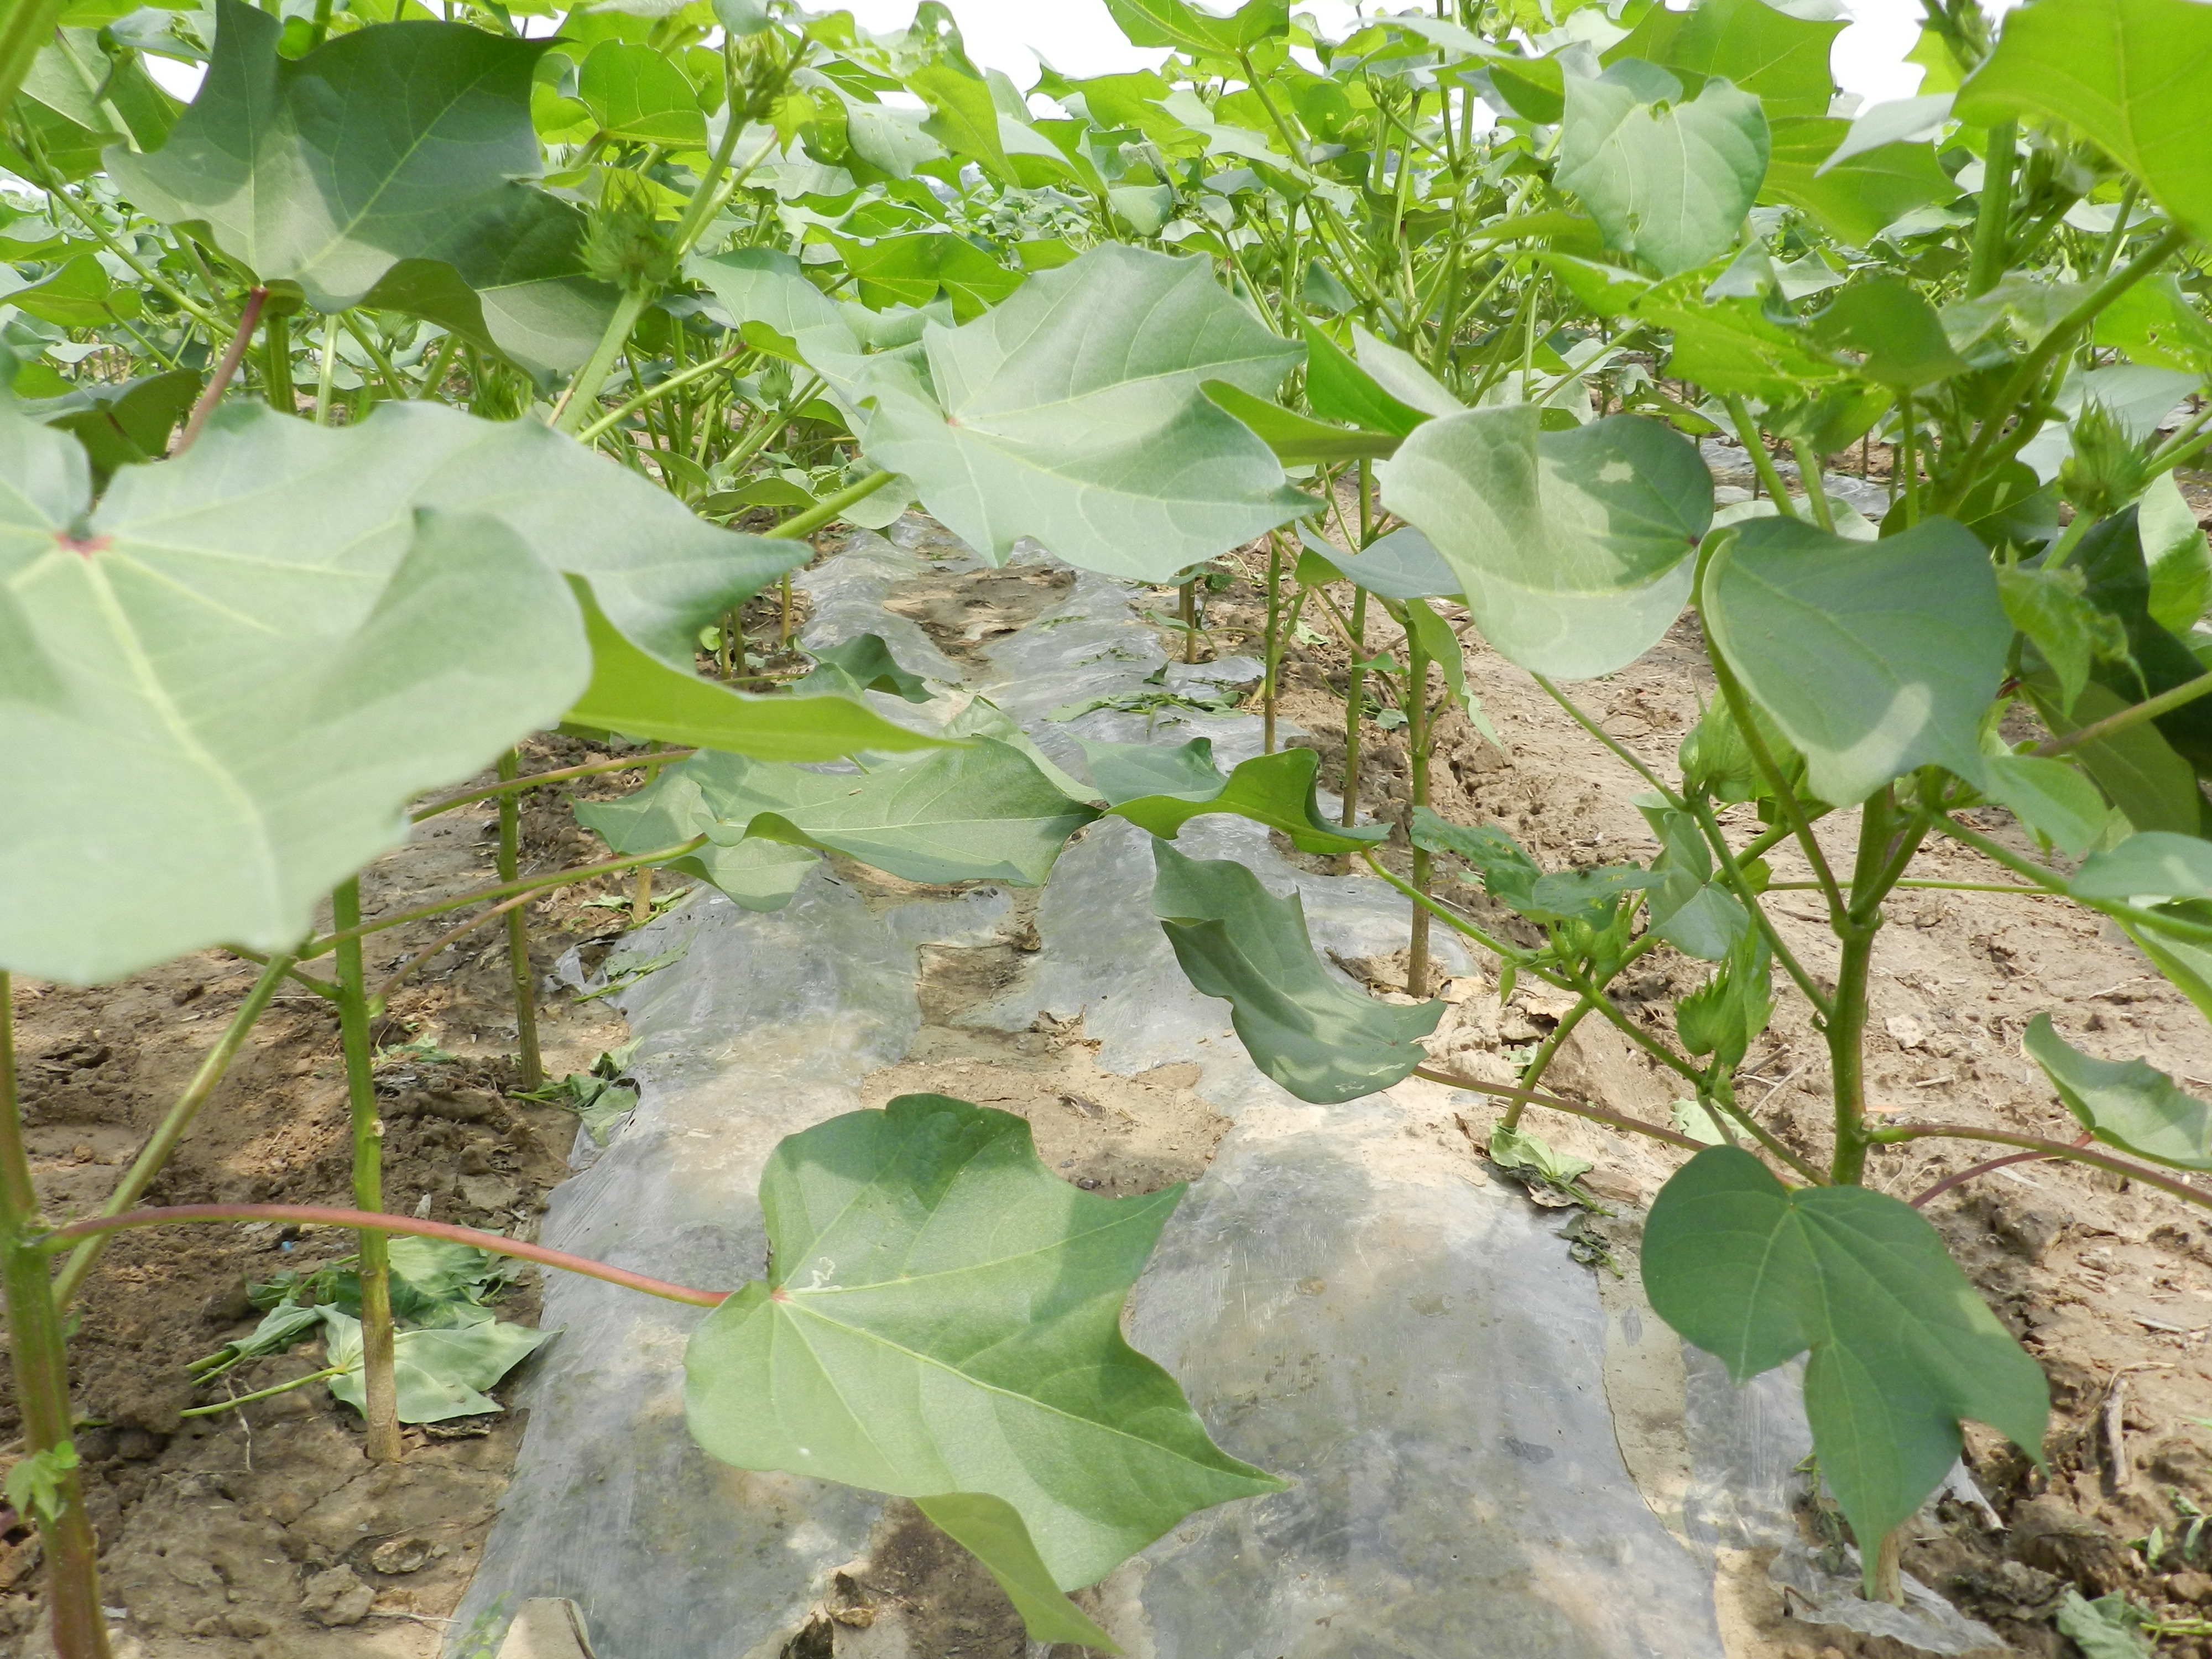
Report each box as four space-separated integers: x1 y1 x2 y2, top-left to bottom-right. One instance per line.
9 507 2212 1659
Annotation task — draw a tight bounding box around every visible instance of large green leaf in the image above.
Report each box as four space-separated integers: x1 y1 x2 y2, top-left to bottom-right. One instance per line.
1380 405 1710 677
2022 673 2208 836
2074 508 2212 773
322 1310 553 1424
1644 1146 2048 1586
108 0 612 364
1103 0 1288 58
1761 117 1957 248
1150 841 1442 1103
684 1094 1281 1637
2023 1014 2212 1170
1640 294 1843 401
1295 523 1460 601
1812 277 1970 389
1606 0 1844 121
1092 742 1387 855
1557 63 1769 278
564 581 942 762
571 763 820 912
1956 0 2212 243
1702 517 2011 805
851 245 1308 582
576 40 705 147
2073 829 2212 903
680 744 1098 886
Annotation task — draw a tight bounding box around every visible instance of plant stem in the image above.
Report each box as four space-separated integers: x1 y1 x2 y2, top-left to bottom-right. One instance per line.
1899 393 1918 526
302 837 710 958
1868 1126 2212 1211
1342 587 1369 828
1966 121 2017 298
1727 397 1798 518
413 749 698 822
629 742 667 925
764 470 896 540
1180 578 1199 664
1262 536 1284 754
496 752 543 1091
2033 667 2212 757
41 1203 731 1305
176 286 269 453
1706 635 1846 920
0 973 112 1659
1792 441 1835 531
1826 791 1896 1185
181 1366 344 1419
414 330 461 401
330 880 401 1462
53 953 295 1309
1411 1065 1709 1154
576 346 746 442
551 291 653 435
1532 672 1683 807
313 315 341 425
262 310 294 413
1501 995 1594 1130
1686 797 1834 1021
1404 603 1433 998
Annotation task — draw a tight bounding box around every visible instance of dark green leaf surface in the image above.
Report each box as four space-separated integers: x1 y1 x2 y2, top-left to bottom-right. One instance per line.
1103 745 1387 855
1644 1147 2048 1583
2023 1013 2212 1170
1703 517 2011 805
1151 841 1441 1103
684 1094 1281 1616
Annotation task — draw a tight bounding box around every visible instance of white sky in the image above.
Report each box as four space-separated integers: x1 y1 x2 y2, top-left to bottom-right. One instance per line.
140 0 1961 111
842 0 1947 105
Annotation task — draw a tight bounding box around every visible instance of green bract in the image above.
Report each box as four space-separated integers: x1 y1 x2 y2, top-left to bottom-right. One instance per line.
684 1095 1282 1639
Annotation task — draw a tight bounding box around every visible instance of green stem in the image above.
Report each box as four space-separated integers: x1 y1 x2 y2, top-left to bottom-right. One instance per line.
262 310 294 413
312 315 341 426
414 330 461 401
1706 629 1845 919
1262 534 1284 754
1826 791 1896 1185
497 752 543 1091
764 469 896 540
576 346 747 442
1404 603 1433 997
1501 995 1594 1130
2091 178 2142 282
1342 587 1369 828
1412 1065 1710 1155
1900 393 1918 526
1532 672 1683 808
2034 667 2212 757
180 1366 344 1419
1966 121 2016 298
1686 796 1834 1021
1726 397 1799 518
301 837 711 958
52 953 295 1309
1868 1125 2212 1212
551 290 653 436
1792 440 1835 531
331 880 401 1462
0 973 112 1659
413 749 697 823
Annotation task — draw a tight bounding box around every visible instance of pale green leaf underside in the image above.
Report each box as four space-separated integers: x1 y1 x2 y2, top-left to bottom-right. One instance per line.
852 244 1310 583
323 1310 553 1423
1644 1147 2048 1584
1557 67 1770 277
684 1095 1281 1605
1380 405 1710 677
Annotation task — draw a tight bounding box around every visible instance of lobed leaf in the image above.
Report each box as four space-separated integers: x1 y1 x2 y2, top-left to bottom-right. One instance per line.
2023 1013 2212 1170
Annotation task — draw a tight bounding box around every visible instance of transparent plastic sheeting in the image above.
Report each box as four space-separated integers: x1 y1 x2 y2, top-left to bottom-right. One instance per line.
451 526 2003 1658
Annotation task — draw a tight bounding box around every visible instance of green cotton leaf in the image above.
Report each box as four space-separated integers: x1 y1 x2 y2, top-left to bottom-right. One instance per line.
1761 117 1958 248
1410 807 1542 911
1678 693 1813 807
2074 508 2212 774
1980 754 2113 858
909 61 1014 182
1702 517 2012 806
7 252 132 328
108 0 613 366
822 231 1025 322
564 581 942 763
1103 0 1288 58
3 1444 79 1527
1295 523 1461 601
2023 673 2208 837
1151 840 1442 1103
684 1094 1282 1634
2023 1013 2212 1170
1201 380 1401 465
1538 253 1657 320
1642 806 1749 962
1352 326 1463 420
0 428 587 986
2096 275 2212 374
913 1494 1118 1648
852 245 1308 583
1380 405 1710 677
1643 1146 2050 1586
1811 278 1970 389
1077 735 1226 804
801 634 936 703
571 765 818 914
1556 64 1769 278
2138 472 2211 634
1639 295 1843 402
688 247 844 356
1298 318 1433 438
1997 562 2131 714
688 742 1099 886
1489 1125 1597 1191
2071 829 2212 903
2057 1591 2156 1659
17 367 198 482
1955 0 2212 243
322 1310 554 1425
576 41 705 147
1103 744 1388 856
1605 0 1844 121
